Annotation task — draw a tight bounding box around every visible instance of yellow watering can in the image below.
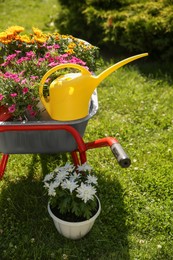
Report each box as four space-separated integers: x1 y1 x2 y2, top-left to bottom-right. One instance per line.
39 53 148 121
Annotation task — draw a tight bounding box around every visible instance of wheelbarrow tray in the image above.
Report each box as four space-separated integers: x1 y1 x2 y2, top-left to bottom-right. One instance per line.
0 92 98 154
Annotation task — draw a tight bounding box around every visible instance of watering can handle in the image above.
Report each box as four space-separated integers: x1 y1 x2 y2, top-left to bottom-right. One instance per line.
39 63 91 98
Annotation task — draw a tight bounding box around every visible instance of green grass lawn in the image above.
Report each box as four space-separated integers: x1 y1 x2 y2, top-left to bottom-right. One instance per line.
0 1 173 259
0 0 60 33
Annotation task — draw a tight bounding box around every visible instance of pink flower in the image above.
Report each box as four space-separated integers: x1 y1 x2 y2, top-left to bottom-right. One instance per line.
4 72 12 78
69 56 86 66
22 87 29 94
37 57 45 66
26 51 35 58
27 105 36 117
17 57 30 64
53 44 60 49
1 61 10 67
44 52 51 59
30 76 39 80
45 78 51 83
48 62 59 67
10 93 17 97
61 54 69 58
19 70 25 76
8 104 16 113
4 72 20 82
38 58 45 62
21 79 27 84
46 45 53 50
15 50 21 54
0 94 4 101
6 54 17 61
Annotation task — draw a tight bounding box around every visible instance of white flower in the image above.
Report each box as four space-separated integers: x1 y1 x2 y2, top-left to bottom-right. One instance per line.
69 171 81 182
87 174 98 185
43 172 54 182
52 180 60 189
55 171 69 183
76 183 96 203
43 182 50 189
48 181 60 196
59 162 75 173
77 162 93 172
48 183 56 197
61 179 78 193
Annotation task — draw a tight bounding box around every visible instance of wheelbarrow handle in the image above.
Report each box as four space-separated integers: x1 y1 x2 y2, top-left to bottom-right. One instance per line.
111 143 131 168
85 138 131 168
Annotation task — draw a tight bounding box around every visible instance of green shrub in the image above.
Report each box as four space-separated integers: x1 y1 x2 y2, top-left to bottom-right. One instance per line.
55 0 173 60
101 2 173 60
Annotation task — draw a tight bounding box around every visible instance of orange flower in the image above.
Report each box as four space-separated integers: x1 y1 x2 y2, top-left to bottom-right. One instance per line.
0 32 8 42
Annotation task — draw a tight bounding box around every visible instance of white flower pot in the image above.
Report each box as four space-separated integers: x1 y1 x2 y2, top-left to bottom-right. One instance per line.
47 196 101 240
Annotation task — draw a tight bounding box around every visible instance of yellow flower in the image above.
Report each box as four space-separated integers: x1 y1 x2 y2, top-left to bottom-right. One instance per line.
0 32 13 43
54 33 60 40
65 49 75 55
32 27 44 37
32 28 48 44
0 26 25 44
68 43 76 49
33 35 47 44
32 27 42 36
0 32 7 41
61 35 69 39
18 35 32 44
6 26 24 34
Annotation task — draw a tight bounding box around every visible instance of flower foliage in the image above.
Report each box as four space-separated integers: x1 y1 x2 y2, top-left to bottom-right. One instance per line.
43 162 98 220
0 26 100 121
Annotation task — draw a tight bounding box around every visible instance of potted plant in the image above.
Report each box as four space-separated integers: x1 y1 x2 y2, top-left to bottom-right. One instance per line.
0 26 99 154
0 26 99 121
43 162 101 240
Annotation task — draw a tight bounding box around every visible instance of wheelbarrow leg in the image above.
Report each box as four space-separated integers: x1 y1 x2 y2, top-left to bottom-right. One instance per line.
71 150 87 166
0 154 9 179
71 151 80 166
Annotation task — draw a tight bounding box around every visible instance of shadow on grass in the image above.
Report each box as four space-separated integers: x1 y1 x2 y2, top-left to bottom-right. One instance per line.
132 56 173 85
0 154 130 260
101 48 173 84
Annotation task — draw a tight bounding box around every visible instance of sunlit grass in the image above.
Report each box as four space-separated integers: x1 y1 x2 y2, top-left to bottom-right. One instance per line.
0 0 60 33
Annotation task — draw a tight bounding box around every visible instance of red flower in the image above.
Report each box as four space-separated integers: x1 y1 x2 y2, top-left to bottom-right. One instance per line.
22 87 29 94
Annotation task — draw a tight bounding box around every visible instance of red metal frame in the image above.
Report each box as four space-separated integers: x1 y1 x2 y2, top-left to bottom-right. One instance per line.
0 154 9 179
0 124 121 179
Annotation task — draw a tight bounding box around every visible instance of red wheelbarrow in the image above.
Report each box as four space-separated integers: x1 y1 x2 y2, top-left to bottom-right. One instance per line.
0 92 131 179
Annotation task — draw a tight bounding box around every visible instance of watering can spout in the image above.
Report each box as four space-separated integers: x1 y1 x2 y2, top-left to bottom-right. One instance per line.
95 53 148 85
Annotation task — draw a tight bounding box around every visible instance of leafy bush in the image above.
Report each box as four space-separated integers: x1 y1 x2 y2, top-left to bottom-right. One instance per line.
56 0 173 60
100 2 173 60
